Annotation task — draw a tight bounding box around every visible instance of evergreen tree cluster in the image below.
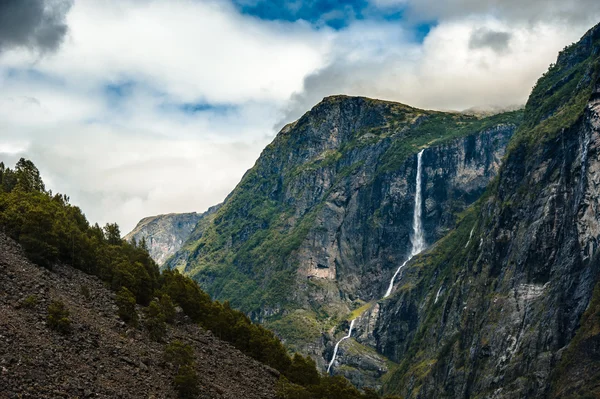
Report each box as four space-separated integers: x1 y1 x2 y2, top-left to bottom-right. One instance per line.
0 158 398 399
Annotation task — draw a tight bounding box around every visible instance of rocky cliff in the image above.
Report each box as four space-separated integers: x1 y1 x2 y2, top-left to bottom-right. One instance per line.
125 205 221 266
366 22 600 398
167 95 521 380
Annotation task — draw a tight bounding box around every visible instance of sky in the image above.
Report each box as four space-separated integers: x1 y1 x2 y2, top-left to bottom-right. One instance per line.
0 0 599 234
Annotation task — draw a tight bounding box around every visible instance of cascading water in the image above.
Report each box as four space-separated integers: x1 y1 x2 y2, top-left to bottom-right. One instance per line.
384 149 426 298
327 149 428 373
327 319 356 373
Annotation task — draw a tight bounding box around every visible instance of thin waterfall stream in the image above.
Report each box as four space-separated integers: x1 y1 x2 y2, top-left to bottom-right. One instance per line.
326 319 356 373
384 149 426 298
327 149 427 373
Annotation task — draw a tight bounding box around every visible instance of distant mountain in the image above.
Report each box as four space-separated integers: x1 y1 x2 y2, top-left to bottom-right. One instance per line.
165 93 521 385
125 205 221 266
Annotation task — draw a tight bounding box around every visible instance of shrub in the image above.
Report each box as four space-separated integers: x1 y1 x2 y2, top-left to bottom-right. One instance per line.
116 287 138 326
287 353 320 386
173 365 200 399
80 285 91 300
159 294 176 324
47 300 71 333
276 377 314 399
164 340 195 368
145 300 167 342
164 341 199 399
22 295 38 309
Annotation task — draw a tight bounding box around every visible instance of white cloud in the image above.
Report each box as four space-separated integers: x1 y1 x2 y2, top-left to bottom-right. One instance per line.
371 0 600 25
6 0 329 103
1 0 598 235
0 0 331 233
281 17 596 124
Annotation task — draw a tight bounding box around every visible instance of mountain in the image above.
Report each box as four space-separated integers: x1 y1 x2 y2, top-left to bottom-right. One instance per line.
124 205 221 266
367 22 600 398
164 95 521 376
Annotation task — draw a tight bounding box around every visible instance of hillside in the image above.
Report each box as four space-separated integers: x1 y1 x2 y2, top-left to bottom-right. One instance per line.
0 231 278 398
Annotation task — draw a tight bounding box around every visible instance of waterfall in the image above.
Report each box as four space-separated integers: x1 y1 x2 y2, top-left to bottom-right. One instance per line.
465 226 475 248
384 149 426 298
327 319 356 373
434 285 443 304
327 149 427 373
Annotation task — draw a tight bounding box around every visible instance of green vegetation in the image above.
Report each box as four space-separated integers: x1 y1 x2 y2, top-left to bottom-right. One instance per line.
159 294 176 323
22 294 39 309
378 110 523 173
349 302 375 320
268 310 323 349
165 341 199 399
173 365 199 399
80 284 91 300
116 287 138 326
510 34 600 150
144 299 167 342
1 158 397 399
47 300 71 333
276 375 404 399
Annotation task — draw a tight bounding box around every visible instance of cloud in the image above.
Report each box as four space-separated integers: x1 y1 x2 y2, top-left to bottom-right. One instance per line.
0 0 72 53
371 0 600 25
469 28 512 52
1 0 599 236
0 0 331 233
279 16 598 126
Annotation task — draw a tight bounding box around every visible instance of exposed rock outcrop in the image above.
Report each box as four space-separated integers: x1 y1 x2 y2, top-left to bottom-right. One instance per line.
125 204 221 266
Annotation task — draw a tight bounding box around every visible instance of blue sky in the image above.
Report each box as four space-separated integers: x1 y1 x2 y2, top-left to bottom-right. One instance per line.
232 0 434 38
233 0 403 29
0 0 599 233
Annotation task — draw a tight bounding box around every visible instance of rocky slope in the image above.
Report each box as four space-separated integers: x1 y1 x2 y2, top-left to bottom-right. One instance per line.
166 94 521 380
0 231 278 399
125 205 221 266
368 22 600 398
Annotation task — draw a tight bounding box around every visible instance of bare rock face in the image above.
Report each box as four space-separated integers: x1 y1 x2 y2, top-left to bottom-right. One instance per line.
125 204 221 266
0 231 277 399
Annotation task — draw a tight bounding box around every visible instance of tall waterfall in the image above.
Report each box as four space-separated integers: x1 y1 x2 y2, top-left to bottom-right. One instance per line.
384 149 426 298
327 149 427 373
